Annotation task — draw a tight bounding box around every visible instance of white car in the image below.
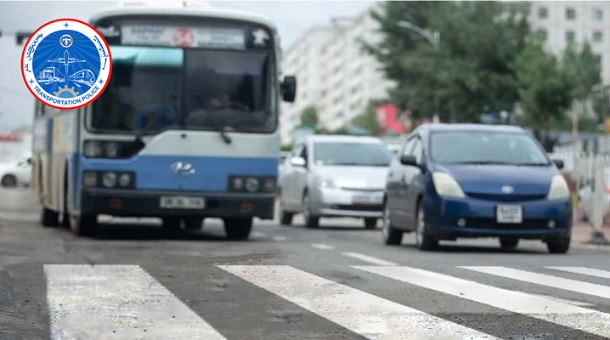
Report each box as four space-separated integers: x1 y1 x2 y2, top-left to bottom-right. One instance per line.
0 154 32 187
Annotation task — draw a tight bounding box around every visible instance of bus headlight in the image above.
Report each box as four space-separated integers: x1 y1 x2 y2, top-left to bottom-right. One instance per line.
104 142 120 158
84 141 103 158
245 177 260 192
263 178 276 192
118 173 132 187
102 172 117 188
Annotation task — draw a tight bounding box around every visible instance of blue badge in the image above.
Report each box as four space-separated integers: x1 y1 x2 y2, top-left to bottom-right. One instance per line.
22 19 112 110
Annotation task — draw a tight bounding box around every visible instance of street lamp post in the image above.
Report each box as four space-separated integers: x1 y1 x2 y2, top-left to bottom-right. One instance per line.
396 20 441 122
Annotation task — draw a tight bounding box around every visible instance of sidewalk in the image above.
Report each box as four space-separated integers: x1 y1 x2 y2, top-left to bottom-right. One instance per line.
572 219 610 246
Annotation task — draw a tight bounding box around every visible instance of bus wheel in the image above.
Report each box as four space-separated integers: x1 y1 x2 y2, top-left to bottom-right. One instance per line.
1 175 17 188
70 214 97 237
162 217 182 231
41 208 59 227
223 218 252 240
184 217 204 230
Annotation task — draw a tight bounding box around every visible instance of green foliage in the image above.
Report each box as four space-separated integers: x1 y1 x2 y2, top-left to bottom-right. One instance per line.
367 2 530 121
562 42 602 101
300 105 319 128
593 91 610 123
352 100 384 136
280 144 294 152
513 43 573 128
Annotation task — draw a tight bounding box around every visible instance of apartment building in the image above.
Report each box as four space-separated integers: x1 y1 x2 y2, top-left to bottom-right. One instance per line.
280 2 610 143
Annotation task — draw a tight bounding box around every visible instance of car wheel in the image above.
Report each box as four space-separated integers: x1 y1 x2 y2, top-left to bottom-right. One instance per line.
382 203 403 245
162 217 182 231
415 204 438 251
1 175 17 188
499 237 519 250
223 218 253 240
280 209 293 226
364 218 378 229
184 217 203 230
303 192 319 229
41 207 59 227
61 212 71 228
547 238 570 254
70 214 97 237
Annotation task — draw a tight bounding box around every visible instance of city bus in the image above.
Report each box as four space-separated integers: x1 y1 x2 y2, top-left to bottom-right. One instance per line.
31 2 296 239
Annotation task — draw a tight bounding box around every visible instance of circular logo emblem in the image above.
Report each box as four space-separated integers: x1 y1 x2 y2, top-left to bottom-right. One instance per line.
501 185 515 194
21 18 112 110
173 27 194 47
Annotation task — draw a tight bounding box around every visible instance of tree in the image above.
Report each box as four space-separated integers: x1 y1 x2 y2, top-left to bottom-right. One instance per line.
563 42 602 103
513 43 574 129
593 91 610 123
299 105 319 128
352 100 383 136
367 2 530 122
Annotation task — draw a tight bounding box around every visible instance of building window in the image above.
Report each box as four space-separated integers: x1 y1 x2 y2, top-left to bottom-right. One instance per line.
593 31 603 43
538 7 548 19
566 30 575 43
536 28 548 42
566 8 576 20
593 8 603 21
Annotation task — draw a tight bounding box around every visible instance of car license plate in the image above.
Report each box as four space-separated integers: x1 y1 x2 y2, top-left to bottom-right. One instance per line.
353 195 383 205
160 196 205 209
496 205 522 224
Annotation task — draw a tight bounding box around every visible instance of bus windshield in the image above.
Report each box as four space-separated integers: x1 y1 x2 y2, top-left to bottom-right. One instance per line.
91 46 274 134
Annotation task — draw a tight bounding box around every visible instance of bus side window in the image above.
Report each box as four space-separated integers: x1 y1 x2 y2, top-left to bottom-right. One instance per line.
35 100 46 118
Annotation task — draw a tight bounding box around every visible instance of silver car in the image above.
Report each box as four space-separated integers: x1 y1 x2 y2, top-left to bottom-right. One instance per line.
279 135 392 229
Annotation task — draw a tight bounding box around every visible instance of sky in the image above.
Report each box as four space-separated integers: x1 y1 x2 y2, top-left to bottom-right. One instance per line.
0 0 374 132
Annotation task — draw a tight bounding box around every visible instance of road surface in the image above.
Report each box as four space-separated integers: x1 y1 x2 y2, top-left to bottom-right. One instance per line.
0 188 609 340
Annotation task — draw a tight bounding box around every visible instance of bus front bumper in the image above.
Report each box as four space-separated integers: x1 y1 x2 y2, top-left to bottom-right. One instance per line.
80 189 275 219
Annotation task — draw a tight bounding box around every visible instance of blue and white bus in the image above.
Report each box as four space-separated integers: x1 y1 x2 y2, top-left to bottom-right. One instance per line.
32 2 296 239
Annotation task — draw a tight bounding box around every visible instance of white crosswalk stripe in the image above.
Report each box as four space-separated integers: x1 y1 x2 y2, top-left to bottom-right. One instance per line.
546 266 610 280
45 265 227 340
43 263 610 339
355 265 610 338
460 266 610 299
218 265 493 340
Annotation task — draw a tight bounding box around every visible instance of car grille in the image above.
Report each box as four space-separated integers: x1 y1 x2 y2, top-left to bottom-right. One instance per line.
464 218 551 230
466 192 547 202
332 205 383 212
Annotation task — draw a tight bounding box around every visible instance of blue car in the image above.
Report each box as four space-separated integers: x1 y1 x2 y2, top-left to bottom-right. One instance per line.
383 124 571 253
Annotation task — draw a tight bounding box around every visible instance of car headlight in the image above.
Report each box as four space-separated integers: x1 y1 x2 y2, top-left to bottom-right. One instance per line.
432 172 465 198
547 175 570 200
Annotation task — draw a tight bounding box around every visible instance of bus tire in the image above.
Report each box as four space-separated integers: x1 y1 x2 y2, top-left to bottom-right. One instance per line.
70 214 97 237
41 207 59 227
223 218 252 240
184 217 203 230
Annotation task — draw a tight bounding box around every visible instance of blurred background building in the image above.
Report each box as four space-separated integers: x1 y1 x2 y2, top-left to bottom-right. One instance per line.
280 1 610 144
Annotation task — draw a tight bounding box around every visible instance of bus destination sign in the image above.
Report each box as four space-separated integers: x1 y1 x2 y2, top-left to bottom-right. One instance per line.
122 25 245 50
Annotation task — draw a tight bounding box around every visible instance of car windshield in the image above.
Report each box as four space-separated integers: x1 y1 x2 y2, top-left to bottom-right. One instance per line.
90 46 274 134
314 142 392 166
431 131 550 166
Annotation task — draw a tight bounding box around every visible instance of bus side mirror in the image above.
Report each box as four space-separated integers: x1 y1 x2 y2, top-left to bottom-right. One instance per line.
281 76 296 103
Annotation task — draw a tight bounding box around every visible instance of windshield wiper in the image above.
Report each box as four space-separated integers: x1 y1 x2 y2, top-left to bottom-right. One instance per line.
217 126 232 145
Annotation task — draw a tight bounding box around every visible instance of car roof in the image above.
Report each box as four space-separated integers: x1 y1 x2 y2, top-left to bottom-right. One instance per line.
415 123 526 136
305 135 384 144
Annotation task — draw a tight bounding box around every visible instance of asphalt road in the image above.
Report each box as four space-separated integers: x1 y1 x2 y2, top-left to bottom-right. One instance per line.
0 188 609 340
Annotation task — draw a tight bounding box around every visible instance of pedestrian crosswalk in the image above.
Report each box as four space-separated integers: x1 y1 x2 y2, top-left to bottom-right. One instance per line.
44 264 610 339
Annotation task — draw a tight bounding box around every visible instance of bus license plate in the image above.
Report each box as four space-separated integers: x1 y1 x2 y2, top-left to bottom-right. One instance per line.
496 205 522 224
160 196 205 209
353 195 383 205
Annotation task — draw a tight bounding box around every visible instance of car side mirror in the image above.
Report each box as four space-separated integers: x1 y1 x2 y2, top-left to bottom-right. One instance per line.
291 157 306 167
552 159 564 170
400 155 418 167
281 76 297 103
